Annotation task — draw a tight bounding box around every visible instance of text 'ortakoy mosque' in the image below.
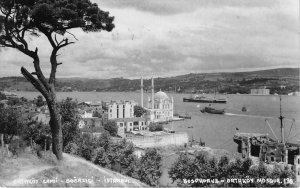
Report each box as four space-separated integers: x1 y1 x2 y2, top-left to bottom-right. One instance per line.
140 77 174 122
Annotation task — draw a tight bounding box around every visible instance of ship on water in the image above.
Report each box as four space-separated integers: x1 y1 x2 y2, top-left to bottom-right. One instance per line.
200 105 225 114
183 95 227 103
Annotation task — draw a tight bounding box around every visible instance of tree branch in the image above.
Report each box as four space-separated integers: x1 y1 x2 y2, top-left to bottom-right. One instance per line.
21 67 49 99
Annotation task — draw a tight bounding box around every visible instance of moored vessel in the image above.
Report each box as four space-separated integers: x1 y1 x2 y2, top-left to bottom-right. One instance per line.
200 106 225 114
183 95 227 103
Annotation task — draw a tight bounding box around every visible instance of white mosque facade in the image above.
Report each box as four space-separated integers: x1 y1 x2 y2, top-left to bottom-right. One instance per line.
140 77 174 122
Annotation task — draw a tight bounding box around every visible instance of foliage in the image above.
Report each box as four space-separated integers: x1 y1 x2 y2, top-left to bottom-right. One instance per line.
168 151 295 187
36 95 45 107
137 148 162 186
73 132 163 186
7 98 22 106
62 121 81 149
103 120 118 137
0 92 6 100
59 97 78 123
8 138 28 156
59 97 81 149
0 0 115 160
0 106 26 144
149 123 163 132
23 120 51 148
64 142 79 155
134 105 147 117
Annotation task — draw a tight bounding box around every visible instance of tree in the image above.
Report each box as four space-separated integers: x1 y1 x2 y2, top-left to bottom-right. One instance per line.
0 0 114 160
168 151 295 187
59 97 80 149
23 120 51 149
103 120 118 136
149 123 163 132
0 92 6 100
0 106 26 144
138 148 162 186
134 105 147 117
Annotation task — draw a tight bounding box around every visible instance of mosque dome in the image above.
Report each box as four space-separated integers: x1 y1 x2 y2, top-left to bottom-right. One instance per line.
154 90 169 100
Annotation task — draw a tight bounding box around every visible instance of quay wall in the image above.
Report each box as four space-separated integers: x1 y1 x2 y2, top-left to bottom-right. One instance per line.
127 132 189 148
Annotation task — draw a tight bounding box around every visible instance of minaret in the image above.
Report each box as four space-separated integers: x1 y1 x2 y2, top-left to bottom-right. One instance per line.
141 77 144 108
151 77 154 109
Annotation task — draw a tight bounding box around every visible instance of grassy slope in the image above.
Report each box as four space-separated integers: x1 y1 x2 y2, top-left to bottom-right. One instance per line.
0 150 147 187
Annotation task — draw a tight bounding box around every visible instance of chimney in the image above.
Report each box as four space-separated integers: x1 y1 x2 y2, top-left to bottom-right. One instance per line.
141 77 143 108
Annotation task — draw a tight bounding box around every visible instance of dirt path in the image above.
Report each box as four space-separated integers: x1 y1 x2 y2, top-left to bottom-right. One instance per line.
2 165 52 186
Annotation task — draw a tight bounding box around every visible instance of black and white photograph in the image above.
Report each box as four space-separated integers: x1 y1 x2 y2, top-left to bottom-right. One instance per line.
0 0 299 187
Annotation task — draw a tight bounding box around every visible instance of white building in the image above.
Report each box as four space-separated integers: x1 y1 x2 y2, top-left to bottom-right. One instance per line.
107 100 136 119
140 77 174 122
115 117 148 137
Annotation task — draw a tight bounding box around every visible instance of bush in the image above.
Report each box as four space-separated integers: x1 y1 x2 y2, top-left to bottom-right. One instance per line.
94 147 110 168
138 148 162 186
169 152 295 187
149 123 163 132
8 138 28 156
103 121 118 136
64 142 79 155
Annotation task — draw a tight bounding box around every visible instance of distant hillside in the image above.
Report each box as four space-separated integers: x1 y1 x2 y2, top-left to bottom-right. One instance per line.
0 68 299 94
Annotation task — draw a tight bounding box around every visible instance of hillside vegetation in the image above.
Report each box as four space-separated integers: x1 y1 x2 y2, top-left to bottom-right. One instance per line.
0 68 299 94
0 150 146 187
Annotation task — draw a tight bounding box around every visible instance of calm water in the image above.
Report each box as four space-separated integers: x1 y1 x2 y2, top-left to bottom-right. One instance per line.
16 91 300 153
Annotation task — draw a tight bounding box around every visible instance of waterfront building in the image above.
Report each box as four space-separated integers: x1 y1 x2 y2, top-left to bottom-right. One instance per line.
107 100 136 119
104 100 148 137
250 88 270 95
141 77 174 122
115 117 148 137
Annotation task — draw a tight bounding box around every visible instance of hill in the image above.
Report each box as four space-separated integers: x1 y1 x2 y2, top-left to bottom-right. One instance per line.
0 150 146 187
0 68 299 94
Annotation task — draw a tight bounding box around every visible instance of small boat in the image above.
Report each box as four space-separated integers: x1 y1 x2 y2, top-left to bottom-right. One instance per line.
183 95 227 103
187 126 193 128
200 106 225 114
241 106 247 112
178 113 192 119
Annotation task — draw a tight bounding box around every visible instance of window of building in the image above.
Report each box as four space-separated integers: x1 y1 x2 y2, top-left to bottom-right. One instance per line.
117 105 119 118
123 105 125 118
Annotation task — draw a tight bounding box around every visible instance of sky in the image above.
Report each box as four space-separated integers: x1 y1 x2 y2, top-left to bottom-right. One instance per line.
0 0 299 79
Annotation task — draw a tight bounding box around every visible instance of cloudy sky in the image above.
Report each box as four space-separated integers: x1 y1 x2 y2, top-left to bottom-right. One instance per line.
0 0 299 78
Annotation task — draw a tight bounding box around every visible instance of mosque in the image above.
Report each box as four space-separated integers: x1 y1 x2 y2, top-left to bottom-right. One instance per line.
140 77 174 122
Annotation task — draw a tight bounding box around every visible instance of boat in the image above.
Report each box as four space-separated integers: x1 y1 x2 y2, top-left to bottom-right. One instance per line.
187 126 193 128
178 113 192 119
200 106 225 114
241 106 247 112
183 95 227 103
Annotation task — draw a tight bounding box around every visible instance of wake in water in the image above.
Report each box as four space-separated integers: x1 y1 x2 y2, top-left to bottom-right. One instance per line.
225 113 296 122
225 113 277 120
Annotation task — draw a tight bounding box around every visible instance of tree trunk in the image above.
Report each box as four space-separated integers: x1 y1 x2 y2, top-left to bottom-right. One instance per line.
0 134 3 148
47 91 63 160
